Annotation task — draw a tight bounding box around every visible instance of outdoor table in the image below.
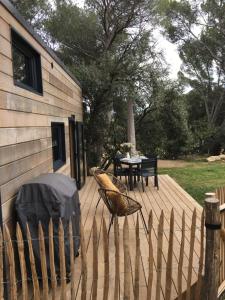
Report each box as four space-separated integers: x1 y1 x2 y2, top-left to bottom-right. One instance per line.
120 156 147 191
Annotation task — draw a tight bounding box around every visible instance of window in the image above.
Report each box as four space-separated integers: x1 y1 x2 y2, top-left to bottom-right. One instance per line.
51 122 66 171
11 29 43 94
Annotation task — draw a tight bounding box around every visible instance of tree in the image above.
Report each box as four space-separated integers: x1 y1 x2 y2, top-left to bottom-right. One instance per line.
158 0 225 154
11 0 51 35
137 81 190 158
44 0 159 167
14 0 187 163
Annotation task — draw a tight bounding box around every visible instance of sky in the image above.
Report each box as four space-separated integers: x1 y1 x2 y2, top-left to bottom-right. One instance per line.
154 32 182 79
70 0 182 79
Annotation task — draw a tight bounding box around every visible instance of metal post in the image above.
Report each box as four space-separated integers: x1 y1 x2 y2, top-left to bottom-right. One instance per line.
203 194 220 300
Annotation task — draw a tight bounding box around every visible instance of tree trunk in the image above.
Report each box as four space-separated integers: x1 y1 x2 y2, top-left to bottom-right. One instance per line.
127 99 136 155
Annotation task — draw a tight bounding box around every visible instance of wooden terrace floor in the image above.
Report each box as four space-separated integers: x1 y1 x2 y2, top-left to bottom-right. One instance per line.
73 174 203 299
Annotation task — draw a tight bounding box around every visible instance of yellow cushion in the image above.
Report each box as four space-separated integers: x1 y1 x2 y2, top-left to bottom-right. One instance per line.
97 173 127 213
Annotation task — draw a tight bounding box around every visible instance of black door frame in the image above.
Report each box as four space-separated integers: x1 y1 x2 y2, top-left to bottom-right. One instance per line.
68 116 78 182
76 121 86 189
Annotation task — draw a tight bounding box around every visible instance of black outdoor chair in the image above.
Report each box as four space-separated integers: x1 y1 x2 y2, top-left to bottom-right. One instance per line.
139 157 159 192
113 155 129 182
100 156 113 171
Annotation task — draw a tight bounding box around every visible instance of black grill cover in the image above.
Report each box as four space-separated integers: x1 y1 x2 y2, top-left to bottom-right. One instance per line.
15 173 80 276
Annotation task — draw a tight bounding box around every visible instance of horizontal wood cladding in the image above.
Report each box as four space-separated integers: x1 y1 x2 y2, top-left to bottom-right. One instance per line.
0 10 81 90
0 91 82 118
0 51 82 104
0 127 51 147
0 16 10 40
0 68 82 110
0 148 52 186
49 73 73 98
0 34 11 57
0 3 83 224
0 109 66 127
2 195 16 223
0 138 52 167
1 158 52 204
0 52 12 75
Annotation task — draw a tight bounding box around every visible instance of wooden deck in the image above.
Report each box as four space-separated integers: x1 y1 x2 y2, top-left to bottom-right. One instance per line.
74 174 203 299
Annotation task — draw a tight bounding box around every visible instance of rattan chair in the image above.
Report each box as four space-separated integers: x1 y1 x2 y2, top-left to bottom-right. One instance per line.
93 168 127 208
98 188 148 233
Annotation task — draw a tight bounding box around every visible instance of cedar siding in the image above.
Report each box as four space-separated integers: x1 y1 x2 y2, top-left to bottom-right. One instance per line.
0 1 83 225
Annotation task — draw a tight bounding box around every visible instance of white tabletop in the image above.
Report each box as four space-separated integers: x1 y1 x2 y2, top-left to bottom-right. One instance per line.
120 156 147 164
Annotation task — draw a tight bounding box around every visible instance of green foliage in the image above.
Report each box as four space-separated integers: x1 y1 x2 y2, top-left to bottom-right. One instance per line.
14 0 197 163
11 0 51 33
137 83 191 158
158 0 225 155
43 0 163 167
159 161 225 205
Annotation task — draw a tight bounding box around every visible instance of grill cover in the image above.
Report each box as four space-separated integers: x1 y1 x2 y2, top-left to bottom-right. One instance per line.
15 173 80 276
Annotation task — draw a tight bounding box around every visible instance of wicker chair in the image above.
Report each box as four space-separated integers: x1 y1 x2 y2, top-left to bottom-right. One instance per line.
93 168 127 208
98 188 148 234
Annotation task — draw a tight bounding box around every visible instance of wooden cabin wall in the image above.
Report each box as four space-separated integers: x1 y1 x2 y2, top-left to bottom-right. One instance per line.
0 4 83 226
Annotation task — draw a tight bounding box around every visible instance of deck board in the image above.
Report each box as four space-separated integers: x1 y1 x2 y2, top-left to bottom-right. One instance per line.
74 174 203 299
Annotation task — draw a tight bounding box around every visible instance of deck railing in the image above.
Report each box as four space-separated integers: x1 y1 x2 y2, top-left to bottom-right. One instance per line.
0 209 206 300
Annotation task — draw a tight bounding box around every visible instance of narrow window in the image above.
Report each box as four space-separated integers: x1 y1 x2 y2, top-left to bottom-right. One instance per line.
11 29 43 94
51 122 66 171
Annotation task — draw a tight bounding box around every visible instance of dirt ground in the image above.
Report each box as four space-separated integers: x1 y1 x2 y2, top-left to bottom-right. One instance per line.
158 159 190 168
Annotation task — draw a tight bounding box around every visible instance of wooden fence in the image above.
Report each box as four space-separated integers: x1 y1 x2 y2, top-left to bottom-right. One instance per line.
216 186 225 298
0 208 207 300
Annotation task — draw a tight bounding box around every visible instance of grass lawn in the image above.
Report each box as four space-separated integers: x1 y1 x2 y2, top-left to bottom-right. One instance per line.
159 160 225 206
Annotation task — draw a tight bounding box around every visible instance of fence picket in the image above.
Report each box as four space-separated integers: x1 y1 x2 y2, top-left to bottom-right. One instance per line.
155 211 164 300
26 223 40 300
218 188 224 282
220 187 225 283
134 215 140 300
59 219 67 300
195 211 204 299
0 228 3 300
147 211 153 299
49 219 57 300
123 216 130 300
0 206 215 299
222 188 225 282
165 209 174 300
114 217 120 300
103 218 109 300
186 209 196 300
38 222 49 300
80 220 87 300
69 219 76 300
177 211 185 300
92 217 98 300
4 225 17 300
16 223 28 300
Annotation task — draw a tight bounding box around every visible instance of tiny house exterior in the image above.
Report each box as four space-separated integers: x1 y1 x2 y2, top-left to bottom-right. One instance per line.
0 0 85 228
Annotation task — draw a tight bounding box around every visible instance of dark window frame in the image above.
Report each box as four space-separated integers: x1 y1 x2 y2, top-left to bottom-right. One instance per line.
11 29 43 95
51 122 66 172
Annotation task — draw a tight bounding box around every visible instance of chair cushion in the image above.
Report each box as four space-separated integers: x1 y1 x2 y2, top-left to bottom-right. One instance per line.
97 173 127 212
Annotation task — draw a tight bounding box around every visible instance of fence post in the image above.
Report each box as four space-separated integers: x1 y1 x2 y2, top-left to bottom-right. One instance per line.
203 194 220 300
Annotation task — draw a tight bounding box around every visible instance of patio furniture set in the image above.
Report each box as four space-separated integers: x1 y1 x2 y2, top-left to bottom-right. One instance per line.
93 155 159 233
